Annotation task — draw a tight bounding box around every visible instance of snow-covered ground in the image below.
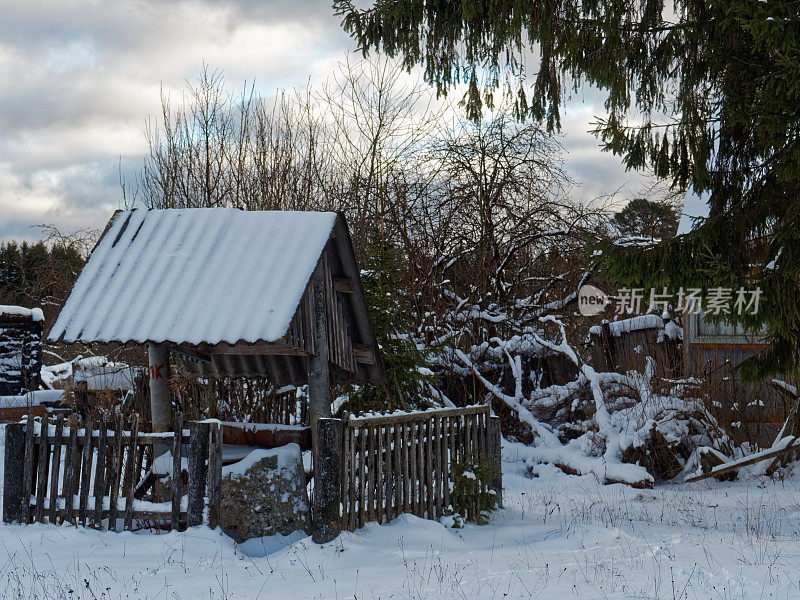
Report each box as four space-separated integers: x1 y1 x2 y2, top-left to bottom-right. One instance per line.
0 428 799 599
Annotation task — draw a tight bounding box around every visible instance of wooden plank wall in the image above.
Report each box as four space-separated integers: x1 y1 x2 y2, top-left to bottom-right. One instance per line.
323 255 356 375
280 255 356 375
3 413 222 531
341 405 494 531
589 322 682 378
284 280 316 355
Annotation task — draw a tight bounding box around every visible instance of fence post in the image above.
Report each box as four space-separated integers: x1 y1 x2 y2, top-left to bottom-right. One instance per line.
207 422 223 529
312 417 344 543
488 416 503 508
3 423 25 523
187 422 210 527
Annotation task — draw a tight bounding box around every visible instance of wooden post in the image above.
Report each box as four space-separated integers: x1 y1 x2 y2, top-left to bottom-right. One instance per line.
22 413 34 524
48 416 64 524
308 258 331 459
108 412 124 531
123 414 139 530
171 413 183 531
35 415 50 523
488 416 503 508
64 421 79 524
79 420 93 526
312 417 343 543
207 422 223 529
3 423 26 523
187 422 210 527
148 343 173 457
92 417 107 529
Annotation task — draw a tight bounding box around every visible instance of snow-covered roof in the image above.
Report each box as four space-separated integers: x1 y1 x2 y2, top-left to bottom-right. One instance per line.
0 306 44 322
48 208 337 345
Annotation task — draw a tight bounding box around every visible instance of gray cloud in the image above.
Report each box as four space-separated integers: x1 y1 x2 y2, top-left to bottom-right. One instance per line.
0 0 646 244
0 0 350 242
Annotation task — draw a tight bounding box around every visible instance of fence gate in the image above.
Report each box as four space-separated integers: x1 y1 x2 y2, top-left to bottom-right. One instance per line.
3 413 222 531
313 405 501 539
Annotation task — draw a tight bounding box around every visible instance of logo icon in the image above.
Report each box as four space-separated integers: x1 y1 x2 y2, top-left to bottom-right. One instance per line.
578 284 611 316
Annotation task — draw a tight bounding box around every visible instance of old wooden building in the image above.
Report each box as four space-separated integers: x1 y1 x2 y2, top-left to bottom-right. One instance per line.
47 208 384 433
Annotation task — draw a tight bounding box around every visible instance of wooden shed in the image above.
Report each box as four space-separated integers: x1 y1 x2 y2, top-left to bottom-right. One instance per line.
683 310 793 444
46 208 384 433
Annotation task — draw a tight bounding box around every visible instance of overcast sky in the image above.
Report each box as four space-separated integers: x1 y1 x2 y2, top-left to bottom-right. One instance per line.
0 0 649 244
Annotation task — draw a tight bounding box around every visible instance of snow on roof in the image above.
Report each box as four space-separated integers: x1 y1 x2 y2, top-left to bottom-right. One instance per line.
47 209 338 346
0 305 44 322
677 188 710 235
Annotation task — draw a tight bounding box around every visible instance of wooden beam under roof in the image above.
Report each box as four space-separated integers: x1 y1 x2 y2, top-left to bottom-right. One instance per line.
333 277 354 294
204 341 306 357
171 345 213 364
353 344 377 365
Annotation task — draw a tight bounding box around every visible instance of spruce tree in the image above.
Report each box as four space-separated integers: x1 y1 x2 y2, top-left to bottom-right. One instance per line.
334 0 800 380
345 227 435 414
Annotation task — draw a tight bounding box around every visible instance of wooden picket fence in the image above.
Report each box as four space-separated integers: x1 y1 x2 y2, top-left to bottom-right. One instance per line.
313 405 501 535
2 413 222 531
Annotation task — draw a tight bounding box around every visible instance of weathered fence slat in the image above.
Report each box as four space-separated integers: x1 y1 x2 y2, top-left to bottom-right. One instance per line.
425 419 434 519
64 422 79 524
171 413 183 531
123 414 139 530
22 413 35 523
401 422 410 514
48 416 64 524
416 420 425 514
108 413 124 531
34 415 50 523
92 417 107 529
208 423 223 528
367 425 376 523
357 427 366 527
79 420 93 526
444 417 453 509
375 424 384 523
392 424 401 520
409 421 418 515
383 424 393 521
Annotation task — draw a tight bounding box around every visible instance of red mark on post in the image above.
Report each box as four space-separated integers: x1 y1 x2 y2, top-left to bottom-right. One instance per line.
149 364 164 380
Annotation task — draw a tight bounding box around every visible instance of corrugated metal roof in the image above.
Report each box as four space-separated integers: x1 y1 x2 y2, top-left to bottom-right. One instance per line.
47 208 338 346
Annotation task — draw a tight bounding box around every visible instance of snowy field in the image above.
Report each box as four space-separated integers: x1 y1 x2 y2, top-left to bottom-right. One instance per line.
0 428 799 599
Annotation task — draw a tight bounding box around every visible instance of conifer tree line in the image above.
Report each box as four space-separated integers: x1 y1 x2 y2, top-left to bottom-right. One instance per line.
0 239 85 320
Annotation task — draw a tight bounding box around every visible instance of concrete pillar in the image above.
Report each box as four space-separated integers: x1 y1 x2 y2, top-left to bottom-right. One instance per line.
148 342 173 443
